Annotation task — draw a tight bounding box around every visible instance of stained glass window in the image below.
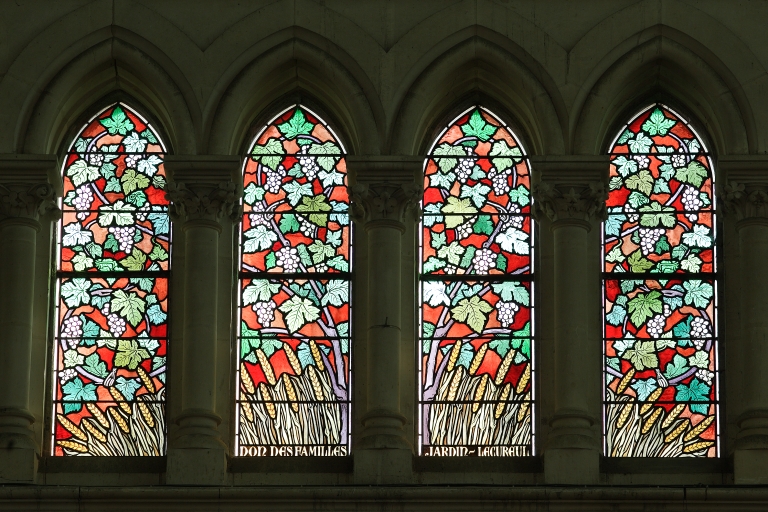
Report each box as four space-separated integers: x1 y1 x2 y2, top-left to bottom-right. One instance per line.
53 103 169 456
419 107 534 457
236 105 351 457
603 104 718 457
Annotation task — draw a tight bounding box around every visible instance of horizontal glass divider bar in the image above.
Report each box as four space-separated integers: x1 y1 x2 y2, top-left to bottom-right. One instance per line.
602 273 717 280
420 274 532 282
243 211 349 216
244 153 345 157
425 155 529 159
609 152 711 156
421 213 531 217
56 337 169 341
67 151 166 155
604 337 717 342
604 210 715 215
603 400 718 405
238 336 350 341
58 271 170 278
419 400 534 405
420 336 534 341
239 272 351 279
238 400 350 405
54 400 165 404
61 209 169 212
236 444 349 448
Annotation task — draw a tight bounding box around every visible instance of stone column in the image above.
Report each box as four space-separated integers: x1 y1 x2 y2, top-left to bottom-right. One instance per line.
349 158 421 484
164 158 240 485
532 164 606 485
722 175 768 483
0 161 59 483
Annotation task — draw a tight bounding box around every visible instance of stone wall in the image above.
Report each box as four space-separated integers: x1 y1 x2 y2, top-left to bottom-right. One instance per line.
2 1 768 509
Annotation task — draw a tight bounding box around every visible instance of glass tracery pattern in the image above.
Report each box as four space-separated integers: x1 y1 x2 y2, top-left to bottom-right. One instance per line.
603 104 718 457
53 103 169 456
236 105 351 456
419 107 534 456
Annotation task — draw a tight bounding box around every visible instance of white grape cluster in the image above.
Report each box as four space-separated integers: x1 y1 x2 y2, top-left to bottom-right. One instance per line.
125 154 141 168
455 148 477 183
253 301 276 326
107 313 126 337
472 248 496 274
633 155 650 169
646 314 667 337
108 226 137 253
671 153 687 168
696 368 714 385
624 204 639 222
690 317 711 350
496 301 519 327
681 185 703 222
455 221 472 240
663 303 672 317
73 185 94 220
59 368 77 384
638 228 665 255
299 218 316 237
249 213 270 227
276 246 300 272
314 263 328 273
264 164 287 193
101 303 110 316
88 153 104 167
62 316 83 345
298 147 320 180
136 204 150 221
488 167 511 195
503 204 524 229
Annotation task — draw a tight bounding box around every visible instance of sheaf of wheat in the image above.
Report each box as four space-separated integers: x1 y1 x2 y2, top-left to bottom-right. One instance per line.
516 364 530 395
308 365 324 401
662 404 686 428
664 419 690 443
240 362 255 394
138 402 155 428
495 383 511 419
446 340 462 372
616 369 635 394
309 340 325 371
109 387 131 415
641 407 663 434
259 382 277 419
137 367 155 394
256 348 276 385
684 415 715 442
495 349 515 386
86 403 110 429
57 440 87 453
57 414 86 441
283 373 299 413
683 440 715 453
447 367 464 401
109 407 130 434
640 388 663 414
472 374 489 413
283 343 303 376
82 418 107 443
469 344 487 376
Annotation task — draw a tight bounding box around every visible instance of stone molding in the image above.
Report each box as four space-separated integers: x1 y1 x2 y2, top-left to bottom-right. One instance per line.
0 155 60 221
718 157 768 225
164 156 241 224
347 157 423 226
530 156 608 225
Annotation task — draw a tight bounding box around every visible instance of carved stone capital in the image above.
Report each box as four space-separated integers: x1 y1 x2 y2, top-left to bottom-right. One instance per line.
532 181 607 226
0 155 61 223
163 156 242 225
720 180 768 225
347 157 423 228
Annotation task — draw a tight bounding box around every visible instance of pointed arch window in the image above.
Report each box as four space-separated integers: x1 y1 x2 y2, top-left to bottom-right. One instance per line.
603 104 719 457
419 107 534 457
236 105 351 457
53 103 169 456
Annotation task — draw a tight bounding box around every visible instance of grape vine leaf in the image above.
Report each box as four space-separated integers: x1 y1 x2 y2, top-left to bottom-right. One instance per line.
460 183 491 208
115 376 141 400
61 278 90 308
308 240 335 264
296 195 332 226
631 377 658 401
625 170 653 195
689 351 709 368
675 378 710 414
489 139 522 172
497 227 529 255
98 201 135 227
675 161 708 188
683 280 714 308
627 290 663 327
146 304 167 325
83 353 108 378
432 143 465 173
120 248 147 271
451 296 493 333
62 223 94 247
681 224 712 248
279 296 321 332
639 201 676 228
111 290 146 326
100 106 134 135
642 108 676 136
244 183 265 205
664 354 689 378
278 109 314 139
321 280 348 307
491 281 529 305
473 215 493 235
612 156 638 177
460 110 496 142
251 138 284 170
67 160 100 186
623 340 659 370
61 377 97 414
441 197 477 228
244 225 278 252
114 339 150 370
437 241 464 265
122 132 147 153
243 280 281 305
308 142 342 171
628 132 653 153
627 250 653 272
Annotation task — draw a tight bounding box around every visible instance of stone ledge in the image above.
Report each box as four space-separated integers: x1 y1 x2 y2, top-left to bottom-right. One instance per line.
229 456 353 473
414 456 542 473
601 456 730 474
38 456 165 474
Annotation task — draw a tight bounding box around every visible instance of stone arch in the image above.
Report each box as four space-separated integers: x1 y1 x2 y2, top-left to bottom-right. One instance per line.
573 30 752 157
206 31 382 157
390 31 566 157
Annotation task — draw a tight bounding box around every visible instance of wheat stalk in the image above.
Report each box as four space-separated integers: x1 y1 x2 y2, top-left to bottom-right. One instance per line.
241 401 254 422
446 341 462 372
662 404 686 428
684 440 715 453
640 388 663 414
495 383 511 419
137 367 155 394
495 348 515 386
309 340 325 371
616 369 635 394
256 348 276 385
284 342 303 375
517 392 531 423
57 440 87 453
469 344 487 376
109 387 131 415
137 402 155 428
259 382 277 419
684 415 715 442
109 407 130 434
515 364 530 395
86 403 110 429
447 366 464 401
308 365 324 401
664 419 690 443
82 418 107 443
282 373 299 413
472 374 489 413
641 407 663 434
240 362 256 393
616 401 634 429
57 414 87 441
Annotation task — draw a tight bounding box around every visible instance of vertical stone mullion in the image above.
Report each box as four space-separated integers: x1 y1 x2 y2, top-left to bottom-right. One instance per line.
0 161 59 484
349 158 421 484
532 163 606 485
722 177 768 483
164 158 240 485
